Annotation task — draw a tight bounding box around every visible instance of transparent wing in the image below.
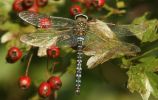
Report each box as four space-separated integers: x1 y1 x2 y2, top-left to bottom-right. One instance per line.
83 31 140 56
83 31 119 55
84 19 142 68
108 23 147 37
83 19 141 56
19 11 75 29
88 19 147 37
20 29 77 48
86 42 141 69
84 30 141 69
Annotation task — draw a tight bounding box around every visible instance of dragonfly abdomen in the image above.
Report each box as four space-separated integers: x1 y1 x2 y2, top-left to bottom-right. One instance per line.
75 36 84 94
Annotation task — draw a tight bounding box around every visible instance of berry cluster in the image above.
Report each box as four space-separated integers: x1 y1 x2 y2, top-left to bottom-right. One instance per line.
6 46 60 64
39 76 62 97
71 0 105 7
13 0 48 12
69 0 105 16
6 45 61 98
85 0 105 8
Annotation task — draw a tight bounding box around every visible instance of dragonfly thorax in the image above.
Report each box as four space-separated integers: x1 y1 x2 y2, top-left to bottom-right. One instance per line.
74 14 88 36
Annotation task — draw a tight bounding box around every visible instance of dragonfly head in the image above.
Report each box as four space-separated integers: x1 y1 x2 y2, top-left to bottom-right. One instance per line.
75 14 88 20
74 14 88 36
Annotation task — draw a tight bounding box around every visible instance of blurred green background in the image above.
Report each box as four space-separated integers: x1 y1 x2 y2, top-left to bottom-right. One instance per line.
0 0 158 100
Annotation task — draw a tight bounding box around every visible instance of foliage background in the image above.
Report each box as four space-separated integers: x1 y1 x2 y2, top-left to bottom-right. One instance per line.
0 0 158 100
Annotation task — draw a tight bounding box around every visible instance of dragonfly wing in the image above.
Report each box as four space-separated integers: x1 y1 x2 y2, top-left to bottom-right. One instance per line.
84 20 121 56
19 11 75 29
20 30 75 48
108 23 147 38
85 20 141 68
83 37 119 56
86 42 140 69
88 19 147 38
85 19 141 55
83 19 119 55
38 47 47 57
84 31 140 56
87 19 116 40
87 50 116 69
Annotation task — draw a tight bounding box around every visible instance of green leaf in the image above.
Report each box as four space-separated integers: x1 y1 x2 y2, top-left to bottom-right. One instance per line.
132 13 147 24
146 72 158 98
142 20 158 42
0 1 14 22
121 57 132 69
127 56 158 100
127 66 146 94
131 13 158 42
0 1 13 12
0 21 20 32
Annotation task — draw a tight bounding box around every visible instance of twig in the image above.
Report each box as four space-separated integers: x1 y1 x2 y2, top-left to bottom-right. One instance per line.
25 53 33 76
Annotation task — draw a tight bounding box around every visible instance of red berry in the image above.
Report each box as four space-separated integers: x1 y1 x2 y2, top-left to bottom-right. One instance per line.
38 82 51 98
6 47 22 63
47 76 62 90
12 0 39 12
19 76 31 89
47 46 60 58
69 5 82 16
12 0 25 12
28 0 39 12
92 0 105 7
84 0 93 8
22 0 34 9
37 0 48 7
39 18 52 28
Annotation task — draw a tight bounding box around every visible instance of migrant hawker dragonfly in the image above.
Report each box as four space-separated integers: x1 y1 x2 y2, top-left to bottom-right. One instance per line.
19 11 146 94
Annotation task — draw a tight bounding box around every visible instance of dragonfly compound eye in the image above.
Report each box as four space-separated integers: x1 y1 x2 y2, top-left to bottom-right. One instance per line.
75 14 88 20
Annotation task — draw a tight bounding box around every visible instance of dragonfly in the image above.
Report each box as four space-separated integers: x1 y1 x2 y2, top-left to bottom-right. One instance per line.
19 11 146 94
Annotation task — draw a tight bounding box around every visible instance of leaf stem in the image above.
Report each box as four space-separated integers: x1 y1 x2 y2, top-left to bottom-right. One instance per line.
25 53 33 76
102 4 126 18
129 47 158 61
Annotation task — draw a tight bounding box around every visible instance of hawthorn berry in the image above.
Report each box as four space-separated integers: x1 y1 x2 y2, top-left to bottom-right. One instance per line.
69 5 82 16
47 46 60 58
13 0 39 12
13 0 25 12
37 0 48 7
22 0 34 9
19 76 31 89
39 18 52 28
47 76 62 90
92 0 105 7
38 82 51 98
6 47 22 63
28 0 39 12
84 0 92 8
